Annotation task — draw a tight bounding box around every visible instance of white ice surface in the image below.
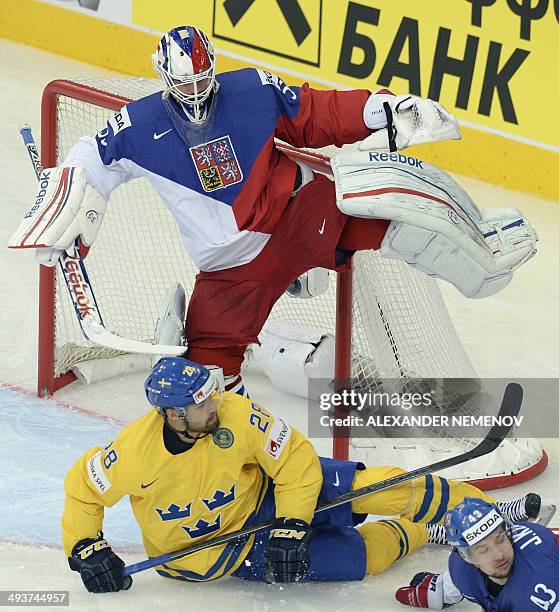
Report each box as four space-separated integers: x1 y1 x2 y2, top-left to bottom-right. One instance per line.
0 37 558 611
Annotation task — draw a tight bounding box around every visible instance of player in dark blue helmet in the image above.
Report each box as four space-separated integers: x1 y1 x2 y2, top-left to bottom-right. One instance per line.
395 497 558 610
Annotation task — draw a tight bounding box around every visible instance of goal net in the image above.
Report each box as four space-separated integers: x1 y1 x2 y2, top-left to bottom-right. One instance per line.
38 78 547 489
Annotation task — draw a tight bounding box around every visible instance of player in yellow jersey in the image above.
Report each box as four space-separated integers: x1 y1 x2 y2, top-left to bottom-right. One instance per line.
63 357 548 593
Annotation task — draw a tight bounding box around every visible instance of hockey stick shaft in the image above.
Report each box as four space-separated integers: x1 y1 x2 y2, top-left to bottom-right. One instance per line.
20 124 43 176
123 382 523 576
19 126 185 357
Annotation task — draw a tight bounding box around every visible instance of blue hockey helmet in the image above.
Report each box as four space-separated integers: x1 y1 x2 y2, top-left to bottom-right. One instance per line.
445 497 511 561
152 26 216 124
144 357 219 418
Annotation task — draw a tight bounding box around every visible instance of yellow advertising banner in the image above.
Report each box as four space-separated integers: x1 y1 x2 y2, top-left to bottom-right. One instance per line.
133 0 559 151
2 0 558 197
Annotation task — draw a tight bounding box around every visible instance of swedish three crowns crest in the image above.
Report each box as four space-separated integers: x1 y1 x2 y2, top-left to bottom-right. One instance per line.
190 135 243 192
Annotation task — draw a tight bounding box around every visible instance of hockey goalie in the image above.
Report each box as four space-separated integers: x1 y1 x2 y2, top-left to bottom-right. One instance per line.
9 25 537 395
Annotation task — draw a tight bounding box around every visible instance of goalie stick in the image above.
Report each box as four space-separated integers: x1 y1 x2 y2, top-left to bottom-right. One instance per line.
123 382 523 577
19 125 185 357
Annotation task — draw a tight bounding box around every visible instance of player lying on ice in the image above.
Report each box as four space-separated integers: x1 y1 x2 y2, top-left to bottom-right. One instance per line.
10 26 538 396
63 357 552 593
395 497 558 611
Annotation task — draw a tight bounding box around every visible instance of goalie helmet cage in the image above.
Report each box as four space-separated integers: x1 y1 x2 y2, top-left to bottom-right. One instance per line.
38 78 548 489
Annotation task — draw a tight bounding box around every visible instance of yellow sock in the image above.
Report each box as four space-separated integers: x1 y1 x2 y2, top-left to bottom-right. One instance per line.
351 467 495 524
358 519 428 575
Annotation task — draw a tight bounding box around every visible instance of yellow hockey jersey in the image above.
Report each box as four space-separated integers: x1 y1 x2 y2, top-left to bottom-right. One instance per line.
62 393 322 581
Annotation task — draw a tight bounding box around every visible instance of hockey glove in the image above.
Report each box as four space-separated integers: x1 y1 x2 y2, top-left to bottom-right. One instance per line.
360 93 460 152
263 518 311 583
9 166 106 267
68 533 132 593
395 572 447 609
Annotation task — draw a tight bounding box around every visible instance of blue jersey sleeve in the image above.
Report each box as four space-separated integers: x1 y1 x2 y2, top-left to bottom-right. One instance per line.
251 68 301 121
63 94 165 199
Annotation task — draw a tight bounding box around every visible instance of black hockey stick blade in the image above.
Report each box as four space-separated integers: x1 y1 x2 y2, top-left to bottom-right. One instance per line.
465 381 523 459
124 382 523 576
320 382 524 512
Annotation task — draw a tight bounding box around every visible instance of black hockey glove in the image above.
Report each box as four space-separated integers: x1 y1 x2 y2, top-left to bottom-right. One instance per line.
68 533 132 593
263 518 311 583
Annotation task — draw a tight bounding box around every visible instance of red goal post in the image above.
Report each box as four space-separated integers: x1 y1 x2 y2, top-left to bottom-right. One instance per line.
38 78 548 489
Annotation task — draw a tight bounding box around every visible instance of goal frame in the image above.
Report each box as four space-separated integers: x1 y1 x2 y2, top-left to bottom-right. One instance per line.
37 79 548 488
38 81 353 462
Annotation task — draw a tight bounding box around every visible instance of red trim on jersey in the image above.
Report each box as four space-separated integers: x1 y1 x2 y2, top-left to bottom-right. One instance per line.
231 135 297 234
232 86 373 235
276 85 371 149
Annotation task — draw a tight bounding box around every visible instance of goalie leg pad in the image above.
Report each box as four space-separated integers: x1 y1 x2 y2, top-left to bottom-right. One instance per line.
382 222 513 298
153 283 186 347
223 373 247 396
331 151 537 298
251 320 334 399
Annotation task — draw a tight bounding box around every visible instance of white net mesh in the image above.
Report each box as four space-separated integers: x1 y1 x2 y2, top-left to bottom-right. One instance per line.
44 78 544 484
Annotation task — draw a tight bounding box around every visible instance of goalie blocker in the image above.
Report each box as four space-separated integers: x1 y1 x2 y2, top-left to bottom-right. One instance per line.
8 166 106 266
331 151 537 299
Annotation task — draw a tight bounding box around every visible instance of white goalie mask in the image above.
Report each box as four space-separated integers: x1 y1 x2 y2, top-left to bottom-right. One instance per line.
152 26 217 124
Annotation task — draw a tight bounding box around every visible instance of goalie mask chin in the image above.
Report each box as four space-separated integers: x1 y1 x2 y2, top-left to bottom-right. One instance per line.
162 93 218 148
152 26 218 126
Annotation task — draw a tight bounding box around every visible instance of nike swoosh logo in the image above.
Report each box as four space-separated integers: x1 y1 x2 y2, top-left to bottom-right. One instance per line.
153 129 172 140
333 471 340 487
319 219 326 235
140 478 159 489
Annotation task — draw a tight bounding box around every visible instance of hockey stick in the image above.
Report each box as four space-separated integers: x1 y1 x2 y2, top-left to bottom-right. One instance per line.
123 382 523 576
19 125 184 357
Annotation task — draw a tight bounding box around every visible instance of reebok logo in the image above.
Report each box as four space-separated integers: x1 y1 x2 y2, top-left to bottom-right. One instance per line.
153 129 172 140
86 210 99 224
63 257 97 319
368 151 424 169
25 171 51 218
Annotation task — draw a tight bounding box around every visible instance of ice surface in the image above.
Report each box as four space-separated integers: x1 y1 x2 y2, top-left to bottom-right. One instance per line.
1 37 558 611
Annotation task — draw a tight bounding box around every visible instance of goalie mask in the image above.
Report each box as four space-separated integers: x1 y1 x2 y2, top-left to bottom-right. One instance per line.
152 26 217 124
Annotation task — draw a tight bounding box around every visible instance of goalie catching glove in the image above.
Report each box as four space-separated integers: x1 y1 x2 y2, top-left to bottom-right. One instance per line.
361 92 461 152
264 518 312 583
68 532 132 593
8 166 106 266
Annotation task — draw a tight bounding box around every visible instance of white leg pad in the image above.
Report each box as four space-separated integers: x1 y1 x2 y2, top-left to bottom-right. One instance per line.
153 283 186 346
251 320 334 399
331 151 537 298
